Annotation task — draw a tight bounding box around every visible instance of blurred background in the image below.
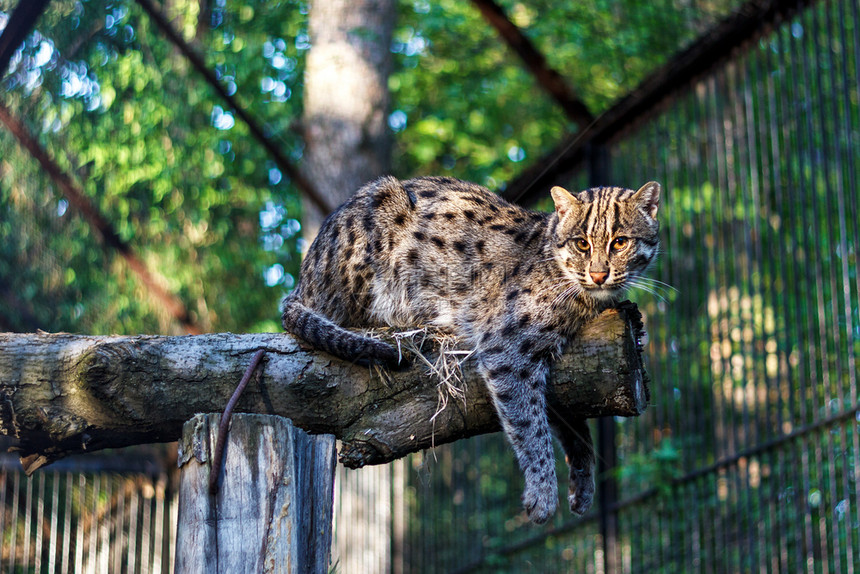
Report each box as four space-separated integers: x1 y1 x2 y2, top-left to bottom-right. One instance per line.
1 0 858 571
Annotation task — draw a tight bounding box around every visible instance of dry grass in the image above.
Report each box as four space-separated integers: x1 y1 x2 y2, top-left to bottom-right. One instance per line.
367 326 475 428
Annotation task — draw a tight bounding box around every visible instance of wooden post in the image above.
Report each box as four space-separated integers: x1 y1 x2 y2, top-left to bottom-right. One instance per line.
174 414 336 574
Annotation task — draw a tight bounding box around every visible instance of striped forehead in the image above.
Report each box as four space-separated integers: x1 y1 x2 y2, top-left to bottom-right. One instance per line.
578 187 633 239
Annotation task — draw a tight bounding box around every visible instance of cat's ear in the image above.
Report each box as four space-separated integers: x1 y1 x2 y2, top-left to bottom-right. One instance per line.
551 186 580 219
632 181 661 219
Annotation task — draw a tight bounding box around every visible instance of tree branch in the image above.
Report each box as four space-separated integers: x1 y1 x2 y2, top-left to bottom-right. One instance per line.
0 0 52 80
470 0 594 129
134 0 333 215
0 304 649 475
0 100 203 335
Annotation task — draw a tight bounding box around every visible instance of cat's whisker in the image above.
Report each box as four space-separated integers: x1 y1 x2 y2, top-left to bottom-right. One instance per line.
552 281 582 307
629 275 677 296
551 286 570 306
635 276 678 293
283 174 663 525
627 277 675 302
537 255 566 265
630 283 664 301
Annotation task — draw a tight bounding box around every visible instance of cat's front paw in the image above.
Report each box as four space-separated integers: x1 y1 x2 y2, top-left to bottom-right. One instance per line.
522 480 558 525
568 467 595 516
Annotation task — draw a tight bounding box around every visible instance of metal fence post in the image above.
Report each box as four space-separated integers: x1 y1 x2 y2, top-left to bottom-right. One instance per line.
588 144 619 573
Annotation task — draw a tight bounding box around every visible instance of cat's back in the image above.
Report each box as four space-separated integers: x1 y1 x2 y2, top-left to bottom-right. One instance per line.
401 176 548 249
294 175 549 328
318 175 546 257
373 177 549 327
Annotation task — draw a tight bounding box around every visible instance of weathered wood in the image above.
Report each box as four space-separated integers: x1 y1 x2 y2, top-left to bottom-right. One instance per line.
0 304 649 474
175 413 336 574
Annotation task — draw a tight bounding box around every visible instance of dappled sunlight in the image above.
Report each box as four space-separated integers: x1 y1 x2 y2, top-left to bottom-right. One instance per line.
0 0 858 571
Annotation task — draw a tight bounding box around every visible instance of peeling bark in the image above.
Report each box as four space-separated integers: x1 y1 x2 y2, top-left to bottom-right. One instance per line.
0 304 649 475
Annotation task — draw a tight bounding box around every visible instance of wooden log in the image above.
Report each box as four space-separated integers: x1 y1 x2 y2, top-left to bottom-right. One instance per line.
174 414 336 574
0 303 649 474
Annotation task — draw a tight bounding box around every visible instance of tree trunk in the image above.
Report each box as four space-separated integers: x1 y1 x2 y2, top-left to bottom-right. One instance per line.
301 2 396 569
300 0 395 240
174 414 335 574
0 304 648 474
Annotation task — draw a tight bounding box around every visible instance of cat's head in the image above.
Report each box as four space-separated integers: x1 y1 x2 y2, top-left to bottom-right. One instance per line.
550 182 661 304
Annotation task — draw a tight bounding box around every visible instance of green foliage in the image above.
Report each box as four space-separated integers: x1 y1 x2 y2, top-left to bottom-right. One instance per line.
0 0 309 333
389 0 737 189
616 438 683 497
0 0 729 334
390 0 566 188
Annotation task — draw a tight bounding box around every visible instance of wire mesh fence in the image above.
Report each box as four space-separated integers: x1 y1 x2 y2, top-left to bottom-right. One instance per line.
398 0 859 571
1 0 858 572
606 0 860 569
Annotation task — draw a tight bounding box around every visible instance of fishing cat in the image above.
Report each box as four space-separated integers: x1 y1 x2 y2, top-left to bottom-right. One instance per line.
281 176 660 524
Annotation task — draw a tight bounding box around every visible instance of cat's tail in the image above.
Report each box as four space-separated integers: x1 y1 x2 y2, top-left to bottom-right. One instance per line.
280 297 404 367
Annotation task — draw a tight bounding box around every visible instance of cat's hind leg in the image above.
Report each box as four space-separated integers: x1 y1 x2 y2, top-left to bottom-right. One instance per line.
549 414 595 516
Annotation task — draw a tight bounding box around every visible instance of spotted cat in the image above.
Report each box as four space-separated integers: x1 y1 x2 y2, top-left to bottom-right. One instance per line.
281 176 660 523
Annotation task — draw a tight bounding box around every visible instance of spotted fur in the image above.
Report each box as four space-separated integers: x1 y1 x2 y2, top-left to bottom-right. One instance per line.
281 176 661 523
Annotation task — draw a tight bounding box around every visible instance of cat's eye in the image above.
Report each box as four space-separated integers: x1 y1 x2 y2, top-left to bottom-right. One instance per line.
574 238 591 252
611 237 629 251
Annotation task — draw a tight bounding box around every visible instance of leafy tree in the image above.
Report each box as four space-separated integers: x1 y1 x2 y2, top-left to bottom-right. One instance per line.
0 0 732 335
1 0 310 333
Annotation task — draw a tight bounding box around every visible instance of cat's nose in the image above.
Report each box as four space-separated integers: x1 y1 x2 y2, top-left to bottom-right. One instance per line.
590 271 608 285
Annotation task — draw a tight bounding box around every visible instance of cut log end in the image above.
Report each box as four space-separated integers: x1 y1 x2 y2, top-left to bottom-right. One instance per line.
336 302 650 469
0 303 651 470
